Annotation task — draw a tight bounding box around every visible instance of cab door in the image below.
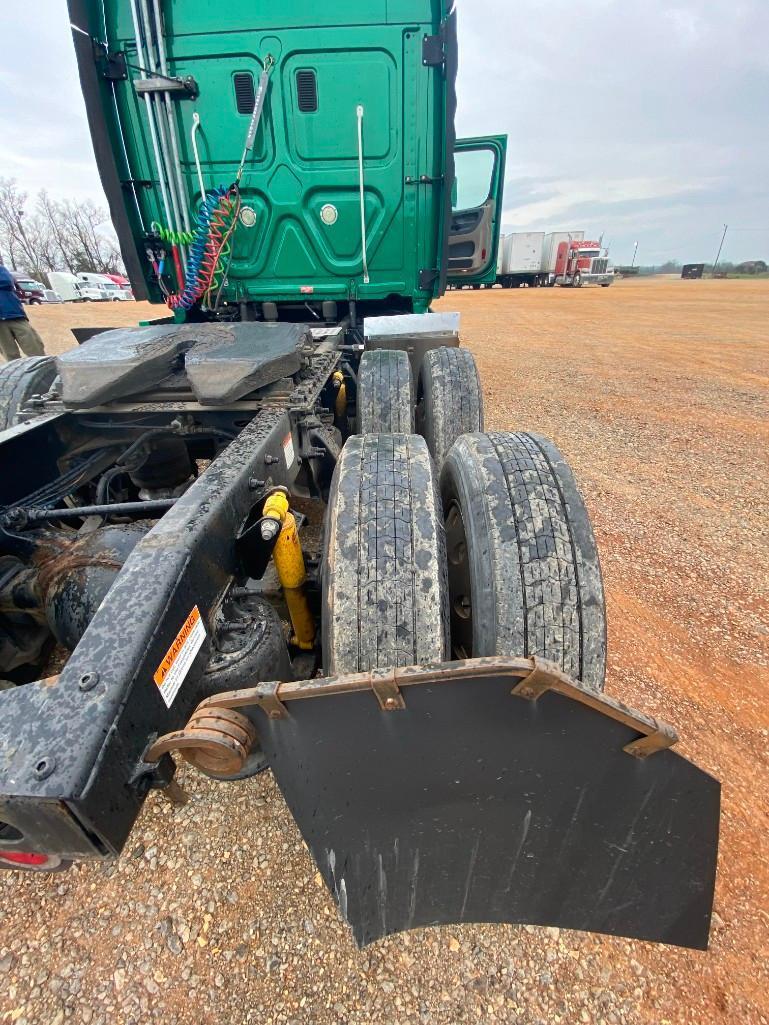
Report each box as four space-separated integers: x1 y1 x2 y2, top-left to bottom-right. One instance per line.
447 136 507 286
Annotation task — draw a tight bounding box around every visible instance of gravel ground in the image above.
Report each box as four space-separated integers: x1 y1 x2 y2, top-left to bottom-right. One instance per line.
2 277 768 1025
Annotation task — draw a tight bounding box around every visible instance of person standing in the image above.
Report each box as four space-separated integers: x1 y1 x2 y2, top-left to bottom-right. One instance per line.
0 264 46 362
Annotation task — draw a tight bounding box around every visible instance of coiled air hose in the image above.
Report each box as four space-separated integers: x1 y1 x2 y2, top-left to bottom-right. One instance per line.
162 185 239 311
150 224 196 246
149 57 273 311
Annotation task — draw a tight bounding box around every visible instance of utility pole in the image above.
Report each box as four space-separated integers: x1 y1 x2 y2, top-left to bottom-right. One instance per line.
631 241 638 268
712 224 728 276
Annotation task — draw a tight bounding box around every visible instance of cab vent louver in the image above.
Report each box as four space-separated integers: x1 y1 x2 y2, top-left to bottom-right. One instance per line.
233 72 256 113
296 70 318 112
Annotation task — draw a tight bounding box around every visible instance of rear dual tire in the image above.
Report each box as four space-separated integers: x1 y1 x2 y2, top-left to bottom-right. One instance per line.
417 347 484 469
336 340 605 685
323 430 606 690
356 345 485 473
323 433 450 674
355 349 414 434
440 432 606 689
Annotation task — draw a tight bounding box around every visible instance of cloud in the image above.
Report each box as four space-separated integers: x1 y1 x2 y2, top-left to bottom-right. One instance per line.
456 0 769 262
0 5 103 202
503 176 717 227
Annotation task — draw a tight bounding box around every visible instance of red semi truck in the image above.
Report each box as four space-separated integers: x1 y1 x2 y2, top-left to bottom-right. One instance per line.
494 231 614 288
554 239 614 287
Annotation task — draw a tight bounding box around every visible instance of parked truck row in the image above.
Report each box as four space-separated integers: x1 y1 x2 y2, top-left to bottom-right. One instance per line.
10 272 134 304
496 231 614 288
39 272 134 303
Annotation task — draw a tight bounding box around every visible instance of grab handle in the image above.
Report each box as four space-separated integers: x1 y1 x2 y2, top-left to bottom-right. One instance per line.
356 104 370 284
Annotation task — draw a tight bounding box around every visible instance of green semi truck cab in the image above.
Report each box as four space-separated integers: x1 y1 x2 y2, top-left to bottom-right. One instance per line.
68 0 506 315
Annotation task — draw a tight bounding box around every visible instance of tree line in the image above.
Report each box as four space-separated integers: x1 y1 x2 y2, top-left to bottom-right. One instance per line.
615 259 768 277
0 178 124 284
652 259 767 274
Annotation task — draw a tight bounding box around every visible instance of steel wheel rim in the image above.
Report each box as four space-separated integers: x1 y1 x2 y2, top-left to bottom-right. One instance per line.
445 499 473 658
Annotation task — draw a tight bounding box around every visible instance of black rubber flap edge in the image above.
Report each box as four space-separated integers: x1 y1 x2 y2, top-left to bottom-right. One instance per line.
259 669 720 949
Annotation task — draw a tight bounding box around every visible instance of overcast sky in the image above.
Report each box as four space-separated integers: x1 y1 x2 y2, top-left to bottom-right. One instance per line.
1 1 767 265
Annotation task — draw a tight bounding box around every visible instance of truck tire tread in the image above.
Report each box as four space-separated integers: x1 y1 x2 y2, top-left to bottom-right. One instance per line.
418 346 484 468
323 433 449 674
441 431 606 689
0 356 56 432
356 349 414 434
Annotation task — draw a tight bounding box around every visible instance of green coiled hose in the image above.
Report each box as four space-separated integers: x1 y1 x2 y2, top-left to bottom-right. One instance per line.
150 222 196 246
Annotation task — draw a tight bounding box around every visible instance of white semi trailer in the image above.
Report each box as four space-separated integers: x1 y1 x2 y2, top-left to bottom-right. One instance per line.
496 230 586 287
496 232 545 287
540 231 585 285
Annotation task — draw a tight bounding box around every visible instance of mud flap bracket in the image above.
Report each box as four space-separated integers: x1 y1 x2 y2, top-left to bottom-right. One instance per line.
511 655 570 700
370 669 406 711
204 679 289 721
512 657 678 759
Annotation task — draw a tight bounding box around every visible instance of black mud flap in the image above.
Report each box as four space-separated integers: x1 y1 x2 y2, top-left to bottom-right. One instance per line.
252 659 720 949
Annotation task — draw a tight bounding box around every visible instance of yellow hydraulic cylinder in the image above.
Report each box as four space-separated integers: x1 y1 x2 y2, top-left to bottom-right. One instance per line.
332 370 347 424
262 491 315 651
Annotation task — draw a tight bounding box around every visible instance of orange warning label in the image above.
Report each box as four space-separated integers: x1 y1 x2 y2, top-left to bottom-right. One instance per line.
154 605 206 708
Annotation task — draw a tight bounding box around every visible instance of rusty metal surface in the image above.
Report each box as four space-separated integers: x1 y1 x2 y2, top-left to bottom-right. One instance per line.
202 679 288 721
146 706 257 779
196 656 677 758
370 669 407 712
508 658 678 758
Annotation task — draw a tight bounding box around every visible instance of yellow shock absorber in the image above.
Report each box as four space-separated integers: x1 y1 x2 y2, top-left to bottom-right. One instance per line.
332 370 347 424
262 491 316 651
